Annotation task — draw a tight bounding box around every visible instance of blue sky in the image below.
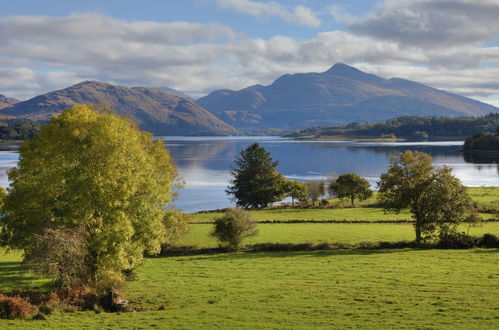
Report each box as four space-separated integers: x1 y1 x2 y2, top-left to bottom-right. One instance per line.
2 0 499 107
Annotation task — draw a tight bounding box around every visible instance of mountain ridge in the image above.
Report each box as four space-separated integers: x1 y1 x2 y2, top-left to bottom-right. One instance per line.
197 63 499 130
1 81 236 136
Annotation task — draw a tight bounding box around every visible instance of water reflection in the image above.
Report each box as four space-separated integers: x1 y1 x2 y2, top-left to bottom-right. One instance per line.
161 137 499 212
0 137 497 213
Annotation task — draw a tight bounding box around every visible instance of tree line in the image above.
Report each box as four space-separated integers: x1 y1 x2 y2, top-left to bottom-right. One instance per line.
287 113 499 141
0 118 40 140
463 125 499 152
225 143 479 246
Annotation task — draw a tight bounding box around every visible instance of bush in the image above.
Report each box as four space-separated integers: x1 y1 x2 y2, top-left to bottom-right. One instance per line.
480 233 499 248
437 231 479 249
211 208 258 251
0 294 37 319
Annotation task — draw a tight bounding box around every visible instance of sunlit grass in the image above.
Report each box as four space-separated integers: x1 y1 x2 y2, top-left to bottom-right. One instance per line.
1 248 498 329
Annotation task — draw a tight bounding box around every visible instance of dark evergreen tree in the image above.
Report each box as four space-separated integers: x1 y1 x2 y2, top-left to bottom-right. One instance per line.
226 143 286 208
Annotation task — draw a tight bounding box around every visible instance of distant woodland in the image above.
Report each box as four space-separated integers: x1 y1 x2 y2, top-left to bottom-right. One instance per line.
0 117 40 140
287 113 499 141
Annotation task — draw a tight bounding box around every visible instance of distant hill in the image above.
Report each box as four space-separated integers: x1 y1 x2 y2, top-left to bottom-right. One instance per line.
197 63 499 130
2 81 236 136
288 113 499 141
0 94 19 110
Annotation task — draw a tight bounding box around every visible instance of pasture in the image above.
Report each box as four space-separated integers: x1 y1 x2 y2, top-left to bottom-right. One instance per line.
1 248 498 329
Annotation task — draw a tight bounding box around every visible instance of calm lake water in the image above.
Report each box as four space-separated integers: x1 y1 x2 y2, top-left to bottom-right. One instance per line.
0 137 498 213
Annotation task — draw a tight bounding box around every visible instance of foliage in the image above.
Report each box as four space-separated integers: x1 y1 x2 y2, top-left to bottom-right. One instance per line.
23 227 94 288
226 143 286 208
0 119 39 141
289 113 499 140
304 181 326 204
329 173 373 206
283 180 308 205
0 104 178 290
463 132 499 151
378 150 480 241
211 208 258 251
161 210 190 247
0 294 37 319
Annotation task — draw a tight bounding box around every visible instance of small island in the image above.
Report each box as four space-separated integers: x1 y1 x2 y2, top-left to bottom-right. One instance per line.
463 126 499 155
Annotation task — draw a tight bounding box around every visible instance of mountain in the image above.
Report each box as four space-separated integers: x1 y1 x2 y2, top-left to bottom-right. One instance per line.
2 81 236 136
197 63 499 130
0 94 19 110
157 87 192 100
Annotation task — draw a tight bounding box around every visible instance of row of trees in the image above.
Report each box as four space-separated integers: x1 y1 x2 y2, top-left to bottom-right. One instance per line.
288 113 499 141
463 129 499 152
227 144 479 242
227 143 374 208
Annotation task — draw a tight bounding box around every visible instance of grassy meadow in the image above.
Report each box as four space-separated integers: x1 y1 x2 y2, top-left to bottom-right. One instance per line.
1 248 498 329
181 222 499 248
0 186 497 328
190 187 499 223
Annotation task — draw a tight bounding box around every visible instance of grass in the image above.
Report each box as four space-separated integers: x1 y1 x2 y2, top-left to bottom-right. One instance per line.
190 187 499 223
467 186 499 209
190 207 415 223
0 186 497 328
1 248 498 329
181 222 499 248
0 249 48 292
191 208 496 223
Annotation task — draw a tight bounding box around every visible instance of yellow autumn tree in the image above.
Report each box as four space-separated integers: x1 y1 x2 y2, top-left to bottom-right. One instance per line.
0 104 179 290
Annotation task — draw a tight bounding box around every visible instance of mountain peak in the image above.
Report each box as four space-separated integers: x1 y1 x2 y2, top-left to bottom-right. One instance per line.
325 63 386 84
326 63 360 74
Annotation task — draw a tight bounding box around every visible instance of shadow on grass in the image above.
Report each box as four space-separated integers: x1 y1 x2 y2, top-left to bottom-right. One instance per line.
183 248 420 262
0 260 45 291
471 248 499 254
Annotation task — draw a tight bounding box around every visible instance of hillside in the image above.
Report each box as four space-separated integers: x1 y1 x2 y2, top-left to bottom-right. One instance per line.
1 81 236 136
197 64 499 130
287 113 499 141
0 94 19 110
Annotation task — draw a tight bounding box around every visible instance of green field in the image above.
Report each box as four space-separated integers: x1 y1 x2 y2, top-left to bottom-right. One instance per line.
1 248 498 329
467 186 499 209
0 186 497 328
191 208 496 223
190 187 499 223
180 222 499 248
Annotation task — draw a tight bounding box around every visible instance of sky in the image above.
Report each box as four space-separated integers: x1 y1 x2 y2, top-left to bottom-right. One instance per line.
2 0 499 107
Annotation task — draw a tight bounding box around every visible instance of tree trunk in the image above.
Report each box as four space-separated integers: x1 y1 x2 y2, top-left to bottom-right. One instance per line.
415 224 422 243
351 196 354 206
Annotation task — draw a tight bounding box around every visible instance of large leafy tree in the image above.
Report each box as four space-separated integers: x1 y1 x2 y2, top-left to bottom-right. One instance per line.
378 150 479 242
329 173 372 206
226 143 286 208
0 104 178 289
284 180 308 206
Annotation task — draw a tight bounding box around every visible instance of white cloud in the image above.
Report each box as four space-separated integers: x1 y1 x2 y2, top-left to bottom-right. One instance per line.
0 11 499 107
216 0 321 27
348 0 499 48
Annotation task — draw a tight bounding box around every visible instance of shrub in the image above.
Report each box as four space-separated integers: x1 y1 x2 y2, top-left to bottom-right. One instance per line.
480 233 499 248
211 208 258 251
437 231 479 249
0 294 37 319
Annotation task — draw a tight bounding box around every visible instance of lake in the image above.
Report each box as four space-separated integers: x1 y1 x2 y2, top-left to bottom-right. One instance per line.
0 137 498 213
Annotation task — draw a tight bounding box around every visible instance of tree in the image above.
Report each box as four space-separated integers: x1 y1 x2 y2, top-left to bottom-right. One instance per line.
304 181 325 205
329 173 372 206
378 150 479 242
0 104 179 290
283 180 308 206
226 143 286 208
211 208 258 251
